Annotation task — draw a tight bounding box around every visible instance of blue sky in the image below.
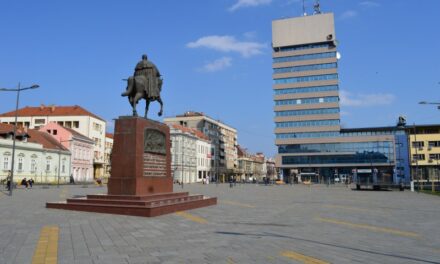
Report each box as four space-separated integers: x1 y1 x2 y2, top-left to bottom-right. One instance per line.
1 0 439 157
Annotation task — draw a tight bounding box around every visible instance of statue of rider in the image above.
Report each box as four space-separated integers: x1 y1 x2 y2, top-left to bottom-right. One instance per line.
122 54 161 98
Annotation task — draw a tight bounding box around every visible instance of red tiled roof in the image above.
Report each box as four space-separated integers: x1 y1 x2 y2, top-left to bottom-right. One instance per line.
171 124 209 141
105 133 114 139
63 126 93 143
0 105 105 122
0 123 67 151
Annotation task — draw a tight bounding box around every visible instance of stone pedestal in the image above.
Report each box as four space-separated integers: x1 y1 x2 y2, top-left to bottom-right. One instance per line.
108 117 173 195
46 117 216 217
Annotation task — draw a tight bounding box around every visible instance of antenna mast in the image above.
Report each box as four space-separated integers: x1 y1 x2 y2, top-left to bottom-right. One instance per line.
314 0 321 14
302 0 307 16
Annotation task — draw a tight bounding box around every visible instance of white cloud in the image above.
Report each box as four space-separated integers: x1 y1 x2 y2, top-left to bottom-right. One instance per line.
359 1 380 8
340 90 395 107
243 31 257 39
340 10 358 20
187 35 266 57
199 57 232 72
229 0 272 12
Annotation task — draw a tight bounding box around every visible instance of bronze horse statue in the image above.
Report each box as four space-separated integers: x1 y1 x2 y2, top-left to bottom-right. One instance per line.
122 75 163 118
121 54 164 118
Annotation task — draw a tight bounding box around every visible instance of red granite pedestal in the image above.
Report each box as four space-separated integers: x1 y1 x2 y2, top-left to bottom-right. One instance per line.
46 117 216 217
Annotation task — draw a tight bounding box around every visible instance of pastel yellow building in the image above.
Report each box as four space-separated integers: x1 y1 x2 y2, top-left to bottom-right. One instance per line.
408 125 440 182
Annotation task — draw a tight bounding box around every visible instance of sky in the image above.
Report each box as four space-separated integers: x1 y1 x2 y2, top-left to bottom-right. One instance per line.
1 0 439 157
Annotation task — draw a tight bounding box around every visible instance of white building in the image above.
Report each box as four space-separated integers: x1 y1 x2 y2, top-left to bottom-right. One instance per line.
0 105 107 178
104 133 114 179
165 111 237 182
0 124 71 184
170 125 197 184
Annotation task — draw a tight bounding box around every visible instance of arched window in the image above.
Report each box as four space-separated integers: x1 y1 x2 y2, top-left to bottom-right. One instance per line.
46 156 52 172
3 152 11 170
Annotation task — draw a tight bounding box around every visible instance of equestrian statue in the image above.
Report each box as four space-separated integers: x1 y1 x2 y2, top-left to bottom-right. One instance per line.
122 54 163 118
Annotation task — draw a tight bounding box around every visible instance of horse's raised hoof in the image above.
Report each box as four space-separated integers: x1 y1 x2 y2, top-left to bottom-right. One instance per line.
158 111 163 117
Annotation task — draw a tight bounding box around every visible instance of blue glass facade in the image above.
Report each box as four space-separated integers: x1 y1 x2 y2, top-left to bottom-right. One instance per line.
276 119 339 128
275 108 339 117
275 96 338 106
273 52 336 63
273 63 337 74
274 74 338 85
274 85 339 95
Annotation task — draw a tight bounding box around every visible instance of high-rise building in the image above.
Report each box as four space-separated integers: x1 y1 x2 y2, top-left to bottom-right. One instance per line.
272 13 402 184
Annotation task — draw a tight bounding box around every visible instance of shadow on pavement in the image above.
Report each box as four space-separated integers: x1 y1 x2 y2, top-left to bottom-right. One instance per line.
215 231 440 264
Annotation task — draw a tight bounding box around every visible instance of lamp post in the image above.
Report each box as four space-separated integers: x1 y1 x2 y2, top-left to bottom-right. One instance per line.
419 101 440 109
0 83 40 196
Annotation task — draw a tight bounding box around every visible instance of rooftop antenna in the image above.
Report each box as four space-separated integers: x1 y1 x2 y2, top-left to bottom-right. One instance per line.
302 0 307 16
314 0 321 14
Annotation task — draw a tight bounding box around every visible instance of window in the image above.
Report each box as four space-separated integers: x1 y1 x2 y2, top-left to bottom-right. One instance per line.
412 154 425 161
276 119 340 128
34 119 46 125
31 159 37 172
276 131 340 139
62 159 66 173
273 62 337 74
18 157 23 171
277 43 330 52
428 141 440 147
412 141 424 148
3 155 10 170
274 74 338 85
73 121 79 128
275 96 338 106
46 159 51 172
273 51 336 63
275 108 339 117
53 130 57 135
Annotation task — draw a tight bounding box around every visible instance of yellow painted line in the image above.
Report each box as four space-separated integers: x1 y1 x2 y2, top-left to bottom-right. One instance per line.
317 217 420 238
222 200 255 208
175 211 208 224
32 225 59 264
281 250 329 264
323 204 388 214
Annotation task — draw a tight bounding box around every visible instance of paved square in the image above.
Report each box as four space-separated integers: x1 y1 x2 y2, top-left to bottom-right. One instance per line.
0 184 439 264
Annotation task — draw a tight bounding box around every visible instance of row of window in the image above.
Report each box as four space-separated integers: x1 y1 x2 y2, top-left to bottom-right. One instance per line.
274 74 338 85
278 142 394 154
273 63 337 74
274 85 339 95
273 51 336 64
412 141 440 148
282 153 392 165
275 96 339 106
275 108 339 117
2 155 66 173
276 131 340 139
277 43 330 52
413 154 440 161
275 119 340 128
341 130 406 137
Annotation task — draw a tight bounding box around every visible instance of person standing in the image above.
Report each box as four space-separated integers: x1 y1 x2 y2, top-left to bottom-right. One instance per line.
6 170 11 191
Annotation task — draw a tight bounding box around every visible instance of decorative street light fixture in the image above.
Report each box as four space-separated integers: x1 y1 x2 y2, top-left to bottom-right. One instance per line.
419 101 440 109
0 83 40 196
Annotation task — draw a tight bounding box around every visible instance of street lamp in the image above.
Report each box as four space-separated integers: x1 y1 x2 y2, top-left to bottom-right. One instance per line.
419 101 440 109
0 83 40 196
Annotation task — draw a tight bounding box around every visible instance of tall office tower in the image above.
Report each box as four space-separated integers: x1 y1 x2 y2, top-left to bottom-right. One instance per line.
273 13 398 183
273 13 340 178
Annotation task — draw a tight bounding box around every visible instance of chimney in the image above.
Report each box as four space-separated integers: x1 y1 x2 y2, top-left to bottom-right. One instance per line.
40 104 45 110
51 105 56 112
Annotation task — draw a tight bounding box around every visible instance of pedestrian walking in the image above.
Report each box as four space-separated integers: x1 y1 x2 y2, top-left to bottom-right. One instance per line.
6 170 11 191
28 178 34 188
21 178 28 189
